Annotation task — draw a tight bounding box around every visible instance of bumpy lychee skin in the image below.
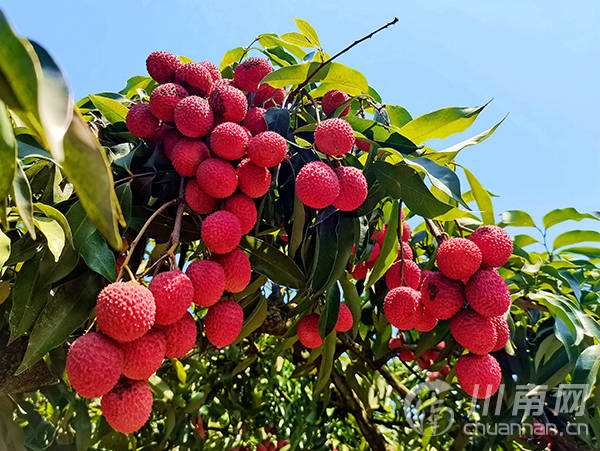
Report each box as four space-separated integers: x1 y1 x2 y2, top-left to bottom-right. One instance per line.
314 118 355 156
420 272 465 320
185 180 217 215
384 287 420 329
253 84 284 108
196 158 238 198
121 329 166 380
243 107 267 135
413 304 438 332
351 262 368 280
436 238 482 280
334 303 353 332
385 260 422 290
450 309 497 355
174 96 214 138
148 270 194 325
96 282 156 342
150 83 188 122
465 269 511 317
213 248 252 293
401 221 411 242
101 379 153 433
455 353 502 399
234 57 273 93
204 300 244 348
172 138 210 177
146 123 172 151
209 122 249 160
236 158 271 198
209 85 248 123
491 316 510 351
399 350 416 362
396 242 414 261
469 225 513 268
224 193 257 234
161 311 197 358
247 131 288 167
162 127 183 160
365 242 381 269
333 166 368 211
322 90 350 116
185 260 225 306
297 313 322 348
66 332 123 398
201 210 242 254
199 61 221 81
295 161 340 209
126 104 159 138
175 62 213 96
146 51 182 83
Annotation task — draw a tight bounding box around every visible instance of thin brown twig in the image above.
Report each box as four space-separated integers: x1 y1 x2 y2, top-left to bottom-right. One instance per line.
424 218 446 245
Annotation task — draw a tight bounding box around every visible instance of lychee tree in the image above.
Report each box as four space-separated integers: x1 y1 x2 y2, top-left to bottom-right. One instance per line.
1 11 600 451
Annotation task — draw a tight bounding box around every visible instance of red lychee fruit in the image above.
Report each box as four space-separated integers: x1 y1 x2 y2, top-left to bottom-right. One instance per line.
365 242 381 269
418 357 432 369
148 270 194 325
146 123 172 151
469 225 513 268
185 260 225 306
160 311 197 358
196 158 238 198
465 269 511 317
322 90 350 116
295 161 340 209
213 248 252 293
413 304 438 332
175 62 213 96
351 262 368 280
96 282 156 342
171 138 210 177
389 336 404 349
199 61 221 81
436 238 482 280
150 83 188 122
422 350 440 361
162 127 183 160
253 84 284 108
334 303 353 332
399 350 416 362
356 139 370 152
333 166 368 211
314 118 355 156
455 353 502 399
385 259 421 290
224 193 257 234
101 379 153 433
384 287 420 329
66 332 123 398
204 299 244 347
490 315 510 351
210 122 249 160
396 242 414 261
121 329 166 380
297 313 322 348
209 85 248 123
146 51 182 83
450 309 497 355
126 104 159 138
440 365 451 377
420 272 465 320
174 96 214 138
234 57 273 93
401 221 411 242
428 371 440 382
185 180 217 215
243 107 267 135
236 158 271 198
247 131 288 167
201 210 242 254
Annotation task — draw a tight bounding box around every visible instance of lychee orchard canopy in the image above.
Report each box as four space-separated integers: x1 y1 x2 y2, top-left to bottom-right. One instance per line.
0 12 599 451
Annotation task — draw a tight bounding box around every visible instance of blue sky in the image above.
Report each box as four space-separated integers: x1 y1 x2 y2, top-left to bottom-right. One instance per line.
2 1 599 238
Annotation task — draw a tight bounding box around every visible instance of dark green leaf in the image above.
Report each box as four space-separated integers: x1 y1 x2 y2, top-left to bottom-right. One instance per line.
345 117 417 155
365 201 399 288
408 157 465 206
339 273 361 337
313 332 336 395
319 282 341 338
0 229 9 268
235 295 268 343
571 344 600 403
9 254 42 340
0 99 17 198
79 230 116 281
289 194 305 258
263 108 290 136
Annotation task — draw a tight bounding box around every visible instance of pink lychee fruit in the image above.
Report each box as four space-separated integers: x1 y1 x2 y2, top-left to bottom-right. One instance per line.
175 62 213 96
171 138 210 177
450 309 497 355
297 313 322 348
196 158 238 198
224 193 257 234
121 329 166 380
420 272 465 320
199 61 221 81
101 379 153 433
384 287 420 329
150 83 188 122
209 85 248 123
436 238 482 280
204 299 244 347
469 225 513 268
174 96 214 138
314 118 355 156
399 350 416 362
185 260 225 307
465 269 511 317
322 90 350 116
243 107 267 135
237 158 271 198
247 131 288 168
334 303 353 332
385 259 421 290
234 57 273 93
160 311 197 358
253 84 284 108
213 248 252 293
185 180 217 215
201 210 242 254
210 122 250 160
126 104 159 138
490 315 510 351
146 51 182 83
295 161 340 209
333 166 368 211
148 270 194 325
455 353 502 399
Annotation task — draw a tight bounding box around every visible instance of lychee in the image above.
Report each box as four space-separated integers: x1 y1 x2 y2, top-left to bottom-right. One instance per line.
209 85 248 123
469 225 513 268
66 332 123 398
148 270 194 325
171 138 210 177
196 158 238 198
243 107 267 135
224 193 257 234
385 259 421 290
101 379 153 433
204 299 244 347
422 350 440 361
365 242 381 269
96 282 156 342
413 304 438 332
185 180 217 215
175 62 213 96
420 272 465 320
389 336 404 349
491 315 510 351
465 269 511 317
209 122 249 160
355 139 370 152
162 127 182 160
201 210 242 254
396 242 413 261
440 365 451 377
121 329 166 380
146 51 182 83
237 158 271 198
174 96 214 138
436 238 482 280
150 83 188 122
160 311 197 358
185 260 225 306
399 350 415 362
253 84 284 108
450 309 497 355
384 287 420 329
199 61 221 81
213 248 252 293
247 131 288 168
297 313 322 348
334 303 353 332
295 161 340 209
234 57 273 93
126 104 159 138
322 90 350 116
351 262 367 280
455 353 502 399
333 166 368 211
418 357 432 369
428 371 440 382
401 221 411 242
314 118 355 156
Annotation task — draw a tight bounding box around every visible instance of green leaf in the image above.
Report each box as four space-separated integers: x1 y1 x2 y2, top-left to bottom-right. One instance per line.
219 47 245 70
33 203 73 246
399 102 489 144
235 295 268 343
339 274 361 337
559 247 600 259
543 208 600 229
33 216 65 261
8 253 42 340
279 32 313 48
258 34 308 59
295 18 320 47
463 166 494 224
313 332 336 395
344 117 417 155
240 236 305 289
553 230 600 250
0 100 17 198
88 94 128 124
571 344 600 403
289 194 305 258
0 229 9 268
513 234 538 248
385 105 412 128
12 160 35 238
500 210 536 227
319 282 341 338
79 230 116 281
406 157 465 206
365 201 399 288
